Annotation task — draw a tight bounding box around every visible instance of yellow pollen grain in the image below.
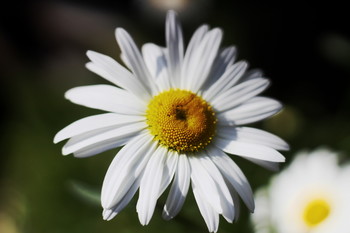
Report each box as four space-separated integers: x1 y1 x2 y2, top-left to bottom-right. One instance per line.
303 199 331 227
146 89 217 153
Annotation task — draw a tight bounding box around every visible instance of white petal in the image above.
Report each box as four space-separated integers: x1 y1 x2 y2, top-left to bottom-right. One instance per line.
101 133 156 209
85 51 150 100
215 138 286 163
203 46 238 90
65 85 146 115
243 157 280 171
203 61 247 102
137 146 167 225
192 182 219 233
206 145 255 212
211 78 270 112
162 153 190 220
115 28 158 94
54 113 144 143
72 135 132 158
102 209 115 221
103 177 140 220
240 68 264 82
120 52 131 70
217 97 282 125
166 10 184 87
229 188 241 222
62 122 146 155
217 126 289 151
188 155 223 214
73 135 134 158
199 153 235 222
158 151 178 197
181 24 209 88
141 43 171 91
184 28 223 92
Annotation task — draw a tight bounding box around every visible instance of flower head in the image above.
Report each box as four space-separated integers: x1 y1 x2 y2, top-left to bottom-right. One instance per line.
251 148 350 233
54 10 288 232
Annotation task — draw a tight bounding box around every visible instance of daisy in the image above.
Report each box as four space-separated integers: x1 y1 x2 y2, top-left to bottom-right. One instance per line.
251 148 350 233
54 10 288 232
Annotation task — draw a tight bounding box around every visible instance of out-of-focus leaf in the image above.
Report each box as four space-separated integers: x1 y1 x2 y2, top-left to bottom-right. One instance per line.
68 180 100 205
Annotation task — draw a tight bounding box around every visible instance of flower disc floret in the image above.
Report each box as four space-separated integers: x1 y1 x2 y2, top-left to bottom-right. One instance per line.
146 89 217 153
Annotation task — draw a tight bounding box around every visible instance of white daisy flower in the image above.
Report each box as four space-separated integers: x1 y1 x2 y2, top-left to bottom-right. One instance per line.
54 10 288 232
251 148 350 233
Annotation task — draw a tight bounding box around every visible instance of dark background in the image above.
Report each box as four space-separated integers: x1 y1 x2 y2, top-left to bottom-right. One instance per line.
1 0 350 232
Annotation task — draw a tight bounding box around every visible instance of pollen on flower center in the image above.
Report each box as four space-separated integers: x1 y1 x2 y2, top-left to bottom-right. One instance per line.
303 199 331 227
146 89 217 153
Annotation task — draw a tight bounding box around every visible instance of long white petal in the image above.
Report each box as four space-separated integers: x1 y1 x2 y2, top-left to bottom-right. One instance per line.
162 153 190 220
103 177 141 220
115 28 158 94
243 157 280 171
101 133 156 209
228 186 241 221
72 135 132 158
189 155 223 214
62 122 146 155
158 151 178 196
217 97 282 125
202 46 237 90
137 146 167 225
181 24 209 88
185 28 223 92
141 43 171 91
85 51 150 100
54 113 144 143
215 138 285 163
211 78 270 112
206 145 255 212
239 68 263 82
120 52 131 70
203 61 247 102
217 126 289 151
166 10 184 87
192 182 219 233
199 153 235 222
65 85 146 115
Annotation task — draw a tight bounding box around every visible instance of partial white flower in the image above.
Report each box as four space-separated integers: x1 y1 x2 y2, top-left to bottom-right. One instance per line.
251 148 350 233
54 10 288 232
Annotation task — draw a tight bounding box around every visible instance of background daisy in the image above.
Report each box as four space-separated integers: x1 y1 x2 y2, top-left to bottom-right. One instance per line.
251 148 350 233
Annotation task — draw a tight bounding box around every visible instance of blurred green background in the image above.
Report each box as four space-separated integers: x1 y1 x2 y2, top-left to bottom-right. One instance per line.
1 0 350 232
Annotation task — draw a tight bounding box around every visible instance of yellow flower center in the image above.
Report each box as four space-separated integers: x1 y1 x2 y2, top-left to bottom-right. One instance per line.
303 199 331 227
146 89 217 153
